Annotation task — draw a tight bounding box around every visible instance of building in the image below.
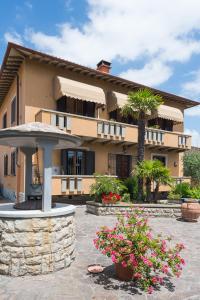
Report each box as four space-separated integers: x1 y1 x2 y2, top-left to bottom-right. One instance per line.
0 43 198 201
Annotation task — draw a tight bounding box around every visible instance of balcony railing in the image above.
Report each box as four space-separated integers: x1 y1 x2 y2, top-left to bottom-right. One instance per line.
35 109 191 150
145 128 164 143
97 121 126 137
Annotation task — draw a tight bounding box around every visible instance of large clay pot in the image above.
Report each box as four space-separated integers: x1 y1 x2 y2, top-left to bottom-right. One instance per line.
115 263 133 281
181 199 200 222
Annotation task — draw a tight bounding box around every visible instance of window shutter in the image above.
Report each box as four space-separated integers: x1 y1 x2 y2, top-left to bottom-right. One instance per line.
61 150 67 174
85 151 95 175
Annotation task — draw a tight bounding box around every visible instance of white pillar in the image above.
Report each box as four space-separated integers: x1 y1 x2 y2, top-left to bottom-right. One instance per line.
20 148 35 201
42 144 53 212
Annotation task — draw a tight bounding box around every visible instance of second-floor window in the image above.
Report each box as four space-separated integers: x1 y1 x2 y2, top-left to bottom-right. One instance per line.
2 112 7 129
11 96 16 124
57 97 95 118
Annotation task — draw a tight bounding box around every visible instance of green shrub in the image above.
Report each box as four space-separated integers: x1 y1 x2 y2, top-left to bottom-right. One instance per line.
173 183 191 198
121 193 131 203
90 174 127 202
171 182 200 199
167 191 181 201
123 176 138 200
189 186 200 199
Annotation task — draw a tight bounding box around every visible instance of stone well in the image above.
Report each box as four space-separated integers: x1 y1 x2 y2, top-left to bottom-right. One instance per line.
0 203 75 276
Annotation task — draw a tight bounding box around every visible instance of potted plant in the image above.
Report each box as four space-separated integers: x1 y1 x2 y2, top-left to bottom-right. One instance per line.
94 208 185 293
102 192 121 204
90 174 127 202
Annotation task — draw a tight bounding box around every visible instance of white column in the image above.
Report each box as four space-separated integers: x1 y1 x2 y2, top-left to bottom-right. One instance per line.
42 144 53 212
20 147 35 201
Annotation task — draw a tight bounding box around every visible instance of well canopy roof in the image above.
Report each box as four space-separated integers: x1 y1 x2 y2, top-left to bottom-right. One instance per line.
0 122 81 149
54 76 106 105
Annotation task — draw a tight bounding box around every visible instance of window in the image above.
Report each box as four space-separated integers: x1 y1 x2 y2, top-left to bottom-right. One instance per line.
109 109 138 125
57 97 95 118
4 155 8 176
61 150 95 175
11 97 16 124
108 153 133 178
152 154 167 166
11 151 16 176
2 112 7 129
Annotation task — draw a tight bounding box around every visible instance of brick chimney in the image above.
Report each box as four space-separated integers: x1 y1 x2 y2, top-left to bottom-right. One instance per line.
96 60 111 73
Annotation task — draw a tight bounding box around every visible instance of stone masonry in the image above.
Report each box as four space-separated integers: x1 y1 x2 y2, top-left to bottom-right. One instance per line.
0 213 75 276
86 201 181 217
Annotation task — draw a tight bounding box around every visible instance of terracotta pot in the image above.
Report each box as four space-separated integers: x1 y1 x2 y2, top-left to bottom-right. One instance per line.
115 263 133 281
181 199 200 222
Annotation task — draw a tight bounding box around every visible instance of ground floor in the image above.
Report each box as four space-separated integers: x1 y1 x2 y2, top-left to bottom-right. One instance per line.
0 141 188 201
0 205 199 300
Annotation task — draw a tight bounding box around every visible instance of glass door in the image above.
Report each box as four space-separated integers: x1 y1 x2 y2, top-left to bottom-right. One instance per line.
66 150 85 175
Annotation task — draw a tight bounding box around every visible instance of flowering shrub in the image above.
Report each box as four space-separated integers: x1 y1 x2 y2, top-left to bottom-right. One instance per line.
93 208 185 293
102 192 121 204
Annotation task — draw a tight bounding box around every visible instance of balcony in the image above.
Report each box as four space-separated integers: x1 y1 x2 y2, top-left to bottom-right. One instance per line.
35 109 191 150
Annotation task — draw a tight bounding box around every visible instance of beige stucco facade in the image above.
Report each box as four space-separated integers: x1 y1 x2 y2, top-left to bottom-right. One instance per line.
0 44 196 200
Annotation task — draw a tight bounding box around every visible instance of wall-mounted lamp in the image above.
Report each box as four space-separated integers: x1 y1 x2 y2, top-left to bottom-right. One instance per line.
174 162 178 167
122 145 127 154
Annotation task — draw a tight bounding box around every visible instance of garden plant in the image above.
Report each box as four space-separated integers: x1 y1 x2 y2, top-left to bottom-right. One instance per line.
94 208 185 293
121 88 163 200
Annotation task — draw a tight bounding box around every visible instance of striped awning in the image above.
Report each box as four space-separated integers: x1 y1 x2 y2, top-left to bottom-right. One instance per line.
107 91 128 112
148 105 183 123
54 76 106 104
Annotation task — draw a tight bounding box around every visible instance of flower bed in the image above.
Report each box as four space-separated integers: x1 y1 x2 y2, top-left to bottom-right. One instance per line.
86 201 181 218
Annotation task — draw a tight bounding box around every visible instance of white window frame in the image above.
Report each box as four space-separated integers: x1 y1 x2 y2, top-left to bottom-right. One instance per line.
151 153 168 167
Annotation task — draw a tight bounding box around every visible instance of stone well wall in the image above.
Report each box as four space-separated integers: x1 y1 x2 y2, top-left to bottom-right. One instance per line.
0 213 75 276
86 201 181 218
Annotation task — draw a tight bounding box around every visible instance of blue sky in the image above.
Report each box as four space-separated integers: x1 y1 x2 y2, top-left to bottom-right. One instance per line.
0 0 200 145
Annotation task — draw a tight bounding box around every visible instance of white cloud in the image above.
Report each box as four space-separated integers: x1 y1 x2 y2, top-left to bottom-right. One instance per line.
119 60 173 86
185 105 200 116
4 31 23 45
182 70 200 99
185 128 200 147
25 1 33 9
5 0 200 86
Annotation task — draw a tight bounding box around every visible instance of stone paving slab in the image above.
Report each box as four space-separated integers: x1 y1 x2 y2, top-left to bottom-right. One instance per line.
0 206 200 299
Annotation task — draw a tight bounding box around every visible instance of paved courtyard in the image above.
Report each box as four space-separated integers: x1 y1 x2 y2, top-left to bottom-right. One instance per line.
0 206 200 300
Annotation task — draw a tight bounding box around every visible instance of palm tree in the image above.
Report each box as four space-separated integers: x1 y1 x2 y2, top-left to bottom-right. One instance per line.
121 88 163 200
135 160 155 202
135 160 173 202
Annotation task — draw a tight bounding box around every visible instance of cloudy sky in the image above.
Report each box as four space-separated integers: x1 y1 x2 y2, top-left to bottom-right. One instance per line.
0 0 200 145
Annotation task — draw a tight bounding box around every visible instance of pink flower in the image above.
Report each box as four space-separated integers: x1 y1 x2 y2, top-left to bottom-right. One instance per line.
141 256 153 267
133 272 142 279
161 265 169 274
152 276 159 284
121 261 127 268
147 286 154 294
111 254 117 263
180 258 185 265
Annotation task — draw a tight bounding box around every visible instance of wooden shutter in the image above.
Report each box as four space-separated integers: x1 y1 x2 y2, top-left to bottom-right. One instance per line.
61 150 67 174
85 151 95 175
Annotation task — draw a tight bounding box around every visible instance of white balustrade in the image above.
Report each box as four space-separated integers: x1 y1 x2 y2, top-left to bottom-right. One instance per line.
97 121 126 138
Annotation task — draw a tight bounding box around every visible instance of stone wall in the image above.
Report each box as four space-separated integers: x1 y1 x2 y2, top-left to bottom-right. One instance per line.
86 201 181 218
0 213 75 276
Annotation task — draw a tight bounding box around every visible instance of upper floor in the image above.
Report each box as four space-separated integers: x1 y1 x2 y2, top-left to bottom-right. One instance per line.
0 43 199 151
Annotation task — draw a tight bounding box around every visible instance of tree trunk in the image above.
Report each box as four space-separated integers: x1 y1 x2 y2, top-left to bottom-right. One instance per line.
154 182 160 202
146 177 151 202
137 111 146 201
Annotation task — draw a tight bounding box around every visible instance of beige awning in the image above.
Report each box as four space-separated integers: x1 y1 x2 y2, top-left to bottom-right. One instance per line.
148 105 183 123
107 91 128 112
54 76 106 104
